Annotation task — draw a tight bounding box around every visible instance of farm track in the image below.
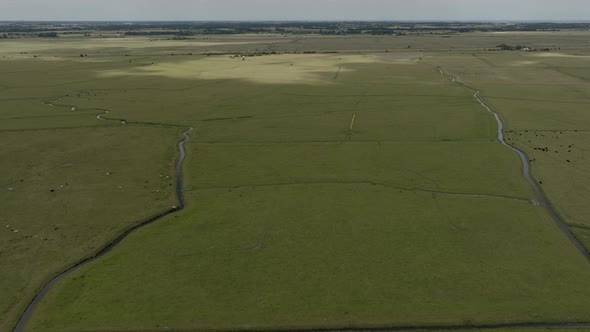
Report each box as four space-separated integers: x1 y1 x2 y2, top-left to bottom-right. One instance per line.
0 96 65 102
2 112 96 120
438 66 590 262
192 139 495 144
188 181 531 203
11 102 194 331
345 113 357 140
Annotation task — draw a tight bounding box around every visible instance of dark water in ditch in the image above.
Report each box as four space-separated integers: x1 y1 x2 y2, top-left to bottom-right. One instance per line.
13 128 193 332
474 91 590 262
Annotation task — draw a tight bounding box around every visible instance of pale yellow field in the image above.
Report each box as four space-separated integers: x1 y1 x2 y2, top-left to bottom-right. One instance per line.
0 38 278 54
99 53 398 84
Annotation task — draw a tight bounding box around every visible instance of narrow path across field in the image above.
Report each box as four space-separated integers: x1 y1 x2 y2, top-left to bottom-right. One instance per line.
189 181 531 203
438 66 590 262
12 124 193 332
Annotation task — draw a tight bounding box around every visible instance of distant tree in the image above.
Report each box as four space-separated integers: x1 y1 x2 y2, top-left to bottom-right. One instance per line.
496 44 529 51
38 32 58 38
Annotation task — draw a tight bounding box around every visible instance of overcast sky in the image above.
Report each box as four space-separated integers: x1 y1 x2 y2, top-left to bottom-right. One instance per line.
1 0 589 21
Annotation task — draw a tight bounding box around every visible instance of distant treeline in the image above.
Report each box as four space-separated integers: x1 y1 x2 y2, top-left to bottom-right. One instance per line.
1 21 590 36
124 30 193 36
495 44 554 52
37 32 58 38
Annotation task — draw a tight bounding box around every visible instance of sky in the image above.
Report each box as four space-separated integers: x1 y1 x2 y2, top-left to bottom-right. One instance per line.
1 0 589 21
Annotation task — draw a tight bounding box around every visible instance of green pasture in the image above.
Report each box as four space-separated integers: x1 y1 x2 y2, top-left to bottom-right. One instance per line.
0 126 181 330
0 53 184 329
1 32 590 331
432 50 590 231
26 188 590 331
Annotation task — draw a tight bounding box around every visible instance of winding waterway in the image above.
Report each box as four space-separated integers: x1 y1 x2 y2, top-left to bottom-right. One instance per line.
13 127 193 332
473 91 590 262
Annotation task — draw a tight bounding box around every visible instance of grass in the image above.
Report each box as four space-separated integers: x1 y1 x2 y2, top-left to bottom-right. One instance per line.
432 50 590 232
23 187 590 331
99 54 383 84
186 141 530 199
504 131 590 228
573 228 590 251
1 32 590 331
0 126 182 330
0 55 185 329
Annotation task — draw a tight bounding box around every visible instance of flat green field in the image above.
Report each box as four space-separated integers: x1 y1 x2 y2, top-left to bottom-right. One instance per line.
2 32 590 332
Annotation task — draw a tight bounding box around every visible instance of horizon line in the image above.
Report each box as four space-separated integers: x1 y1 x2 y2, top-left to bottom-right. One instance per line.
2 19 590 23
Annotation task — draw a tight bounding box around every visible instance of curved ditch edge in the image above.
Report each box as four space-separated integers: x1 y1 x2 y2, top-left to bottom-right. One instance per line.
472 91 590 262
41 97 127 124
12 127 193 332
40 98 187 128
437 66 590 262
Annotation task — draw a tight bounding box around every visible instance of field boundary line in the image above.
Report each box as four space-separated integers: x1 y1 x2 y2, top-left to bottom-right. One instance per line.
67 321 590 332
188 181 531 203
191 139 494 144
